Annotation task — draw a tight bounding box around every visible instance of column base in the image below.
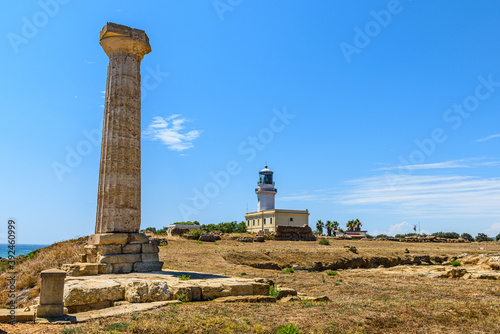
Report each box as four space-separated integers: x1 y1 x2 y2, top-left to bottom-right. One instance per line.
37 304 64 318
63 233 163 276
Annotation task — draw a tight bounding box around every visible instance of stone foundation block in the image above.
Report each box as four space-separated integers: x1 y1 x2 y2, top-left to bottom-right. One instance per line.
133 261 163 272
142 243 159 253
201 283 231 300
148 280 171 301
37 304 64 318
97 244 123 255
84 245 97 263
99 253 141 264
64 280 124 308
88 233 129 245
129 233 149 244
122 244 141 254
142 252 159 262
228 283 253 296
62 263 99 276
125 280 149 302
112 263 134 274
252 282 270 296
98 263 113 274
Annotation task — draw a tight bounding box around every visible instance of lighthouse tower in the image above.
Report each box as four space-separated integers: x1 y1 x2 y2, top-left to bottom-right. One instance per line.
255 166 277 211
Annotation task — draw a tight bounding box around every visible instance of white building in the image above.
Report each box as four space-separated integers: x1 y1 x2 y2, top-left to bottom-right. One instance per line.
245 166 309 233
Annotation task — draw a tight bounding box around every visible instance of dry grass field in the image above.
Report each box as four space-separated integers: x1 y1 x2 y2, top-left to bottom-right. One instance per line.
2 236 500 333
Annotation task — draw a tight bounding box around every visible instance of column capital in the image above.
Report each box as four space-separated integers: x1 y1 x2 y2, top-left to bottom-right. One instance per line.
99 22 151 59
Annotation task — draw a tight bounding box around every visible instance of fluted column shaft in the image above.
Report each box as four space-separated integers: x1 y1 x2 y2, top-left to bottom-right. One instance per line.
95 23 151 234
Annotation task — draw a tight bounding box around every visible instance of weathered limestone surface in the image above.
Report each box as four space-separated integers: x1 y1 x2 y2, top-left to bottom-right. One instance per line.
63 271 274 313
95 22 151 234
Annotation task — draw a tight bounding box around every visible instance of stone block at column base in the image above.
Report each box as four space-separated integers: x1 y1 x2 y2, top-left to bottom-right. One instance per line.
88 233 129 245
62 263 113 276
37 304 64 318
134 261 163 272
112 263 134 274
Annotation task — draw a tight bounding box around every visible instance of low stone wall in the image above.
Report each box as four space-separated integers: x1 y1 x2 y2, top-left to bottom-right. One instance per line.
275 224 316 241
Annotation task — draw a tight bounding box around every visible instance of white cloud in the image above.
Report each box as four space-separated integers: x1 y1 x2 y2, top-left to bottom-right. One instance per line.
144 114 201 151
375 158 499 171
338 174 500 219
372 221 413 236
372 222 431 237
476 133 500 142
483 223 500 236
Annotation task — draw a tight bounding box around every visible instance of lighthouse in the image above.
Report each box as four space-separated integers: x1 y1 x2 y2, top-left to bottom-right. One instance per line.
245 165 309 233
256 166 277 211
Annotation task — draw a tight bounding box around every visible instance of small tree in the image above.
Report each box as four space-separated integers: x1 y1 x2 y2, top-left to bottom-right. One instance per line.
461 233 474 242
476 233 492 242
325 221 333 236
332 221 339 236
496 233 500 242
316 220 324 235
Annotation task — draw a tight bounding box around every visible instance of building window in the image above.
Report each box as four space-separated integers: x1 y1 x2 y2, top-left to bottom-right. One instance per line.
247 220 249 226
290 218 293 222
253 220 255 226
270 217 273 224
264 218 266 225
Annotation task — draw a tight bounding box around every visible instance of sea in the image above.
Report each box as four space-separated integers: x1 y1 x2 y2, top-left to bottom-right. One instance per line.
0 244 49 259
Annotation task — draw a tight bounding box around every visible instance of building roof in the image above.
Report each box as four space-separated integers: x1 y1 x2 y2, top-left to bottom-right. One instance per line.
245 209 309 217
348 234 365 238
259 165 273 174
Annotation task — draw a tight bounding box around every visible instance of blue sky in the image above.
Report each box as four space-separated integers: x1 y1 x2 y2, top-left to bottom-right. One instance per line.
1 1 500 244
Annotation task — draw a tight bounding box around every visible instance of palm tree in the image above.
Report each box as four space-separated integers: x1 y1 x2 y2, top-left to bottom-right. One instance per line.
316 220 324 235
332 221 339 236
325 221 333 236
346 220 356 231
354 219 362 231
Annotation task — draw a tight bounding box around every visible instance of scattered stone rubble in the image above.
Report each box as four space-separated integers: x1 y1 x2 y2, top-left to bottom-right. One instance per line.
377 236 470 243
275 224 316 241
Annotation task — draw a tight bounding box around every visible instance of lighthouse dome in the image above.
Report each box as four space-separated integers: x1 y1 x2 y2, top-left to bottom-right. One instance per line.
259 165 273 174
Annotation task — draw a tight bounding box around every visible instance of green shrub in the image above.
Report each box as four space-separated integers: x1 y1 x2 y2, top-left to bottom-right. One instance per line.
319 239 330 245
269 285 281 298
476 233 493 242
175 292 189 303
179 275 191 281
275 324 301 334
326 270 338 276
187 229 204 236
451 260 461 267
282 267 295 274
173 221 200 225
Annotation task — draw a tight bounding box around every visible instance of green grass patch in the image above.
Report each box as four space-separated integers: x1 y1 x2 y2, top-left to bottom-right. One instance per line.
282 267 295 274
451 260 462 266
269 284 281 298
326 270 338 276
319 239 330 245
275 324 301 334
103 321 129 331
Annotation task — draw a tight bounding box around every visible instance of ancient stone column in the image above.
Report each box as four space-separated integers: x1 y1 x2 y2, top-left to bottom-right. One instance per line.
95 22 151 234
79 23 163 275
